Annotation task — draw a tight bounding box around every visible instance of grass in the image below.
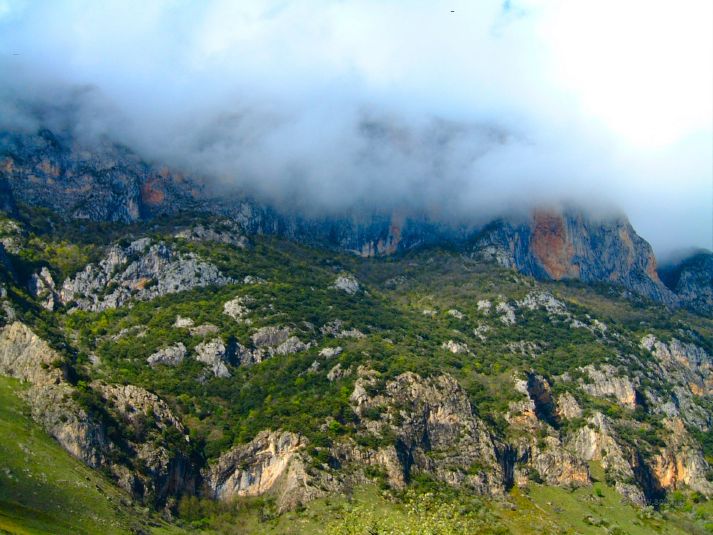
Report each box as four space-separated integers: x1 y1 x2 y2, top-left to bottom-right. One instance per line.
500 462 710 535
2 211 712 533
0 375 183 535
1 372 711 534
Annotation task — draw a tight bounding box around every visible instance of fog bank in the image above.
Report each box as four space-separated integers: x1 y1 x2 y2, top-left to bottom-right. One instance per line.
0 0 711 255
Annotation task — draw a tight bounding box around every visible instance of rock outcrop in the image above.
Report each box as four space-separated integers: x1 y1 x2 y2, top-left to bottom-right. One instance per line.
332 274 360 295
251 326 291 348
175 221 248 248
27 266 59 311
60 238 232 311
506 375 590 488
147 343 187 367
641 335 712 429
205 431 312 511
569 412 657 506
472 210 677 306
651 418 713 496
579 364 638 409
0 321 197 505
194 338 231 378
232 326 310 366
348 371 504 494
658 251 713 316
442 340 468 354
0 321 63 384
223 295 253 323
93 382 197 502
1 128 198 222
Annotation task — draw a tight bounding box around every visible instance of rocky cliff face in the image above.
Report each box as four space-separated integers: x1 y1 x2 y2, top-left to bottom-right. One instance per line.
3 128 700 312
205 431 313 511
471 210 677 305
348 370 505 494
205 370 507 511
0 321 198 506
0 129 201 222
658 251 713 316
60 238 232 312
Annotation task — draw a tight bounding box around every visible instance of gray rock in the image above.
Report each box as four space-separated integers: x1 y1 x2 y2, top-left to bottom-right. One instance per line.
319 346 343 358
60 238 232 311
556 392 582 419
658 251 713 315
476 300 492 314
348 371 504 494
332 274 360 295
194 338 231 378
579 364 638 409
223 295 252 322
173 315 194 328
275 336 309 355
517 291 566 315
496 302 516 325
147 343 187 367
442 340 468 354
28 267 58 311
473 323 490 341
251 326 291 348
447 309 465 320
205 431 312 511
327 363 348 381
320 320 365 339
189 323 220 337
174 221 247 248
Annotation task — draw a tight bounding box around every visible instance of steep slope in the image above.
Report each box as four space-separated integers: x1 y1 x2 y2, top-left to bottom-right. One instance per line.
2 127 705 310
0 210 711 532
0 321 201 508
471 209 677 305
0 375 147 534
659 250 713 316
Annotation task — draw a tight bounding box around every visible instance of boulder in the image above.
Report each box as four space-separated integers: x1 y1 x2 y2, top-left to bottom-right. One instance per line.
332 274 360 295
147 343 187 367
194 338 231 378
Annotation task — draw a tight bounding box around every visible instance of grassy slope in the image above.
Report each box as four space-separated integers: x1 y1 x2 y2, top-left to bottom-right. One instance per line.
0 376 187 535
184 476 709 534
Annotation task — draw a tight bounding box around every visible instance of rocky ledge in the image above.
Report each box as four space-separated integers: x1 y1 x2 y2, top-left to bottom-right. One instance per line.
59 238 232 311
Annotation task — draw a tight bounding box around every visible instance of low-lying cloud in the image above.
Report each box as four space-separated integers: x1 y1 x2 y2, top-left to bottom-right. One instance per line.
0 0 711 255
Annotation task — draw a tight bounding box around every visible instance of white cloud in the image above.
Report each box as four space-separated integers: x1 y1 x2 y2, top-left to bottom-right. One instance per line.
0 0 710 253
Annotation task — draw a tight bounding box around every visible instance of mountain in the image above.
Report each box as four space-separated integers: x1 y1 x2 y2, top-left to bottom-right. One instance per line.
659 251 713 317
0 126 712 533
0 127 706 315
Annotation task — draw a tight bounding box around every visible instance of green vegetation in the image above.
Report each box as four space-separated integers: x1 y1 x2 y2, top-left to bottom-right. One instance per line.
1 209 712 534
0 375 162 534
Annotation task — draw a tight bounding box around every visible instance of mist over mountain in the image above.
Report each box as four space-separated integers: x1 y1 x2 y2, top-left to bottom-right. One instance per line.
2 4 713 533
1 0 711 256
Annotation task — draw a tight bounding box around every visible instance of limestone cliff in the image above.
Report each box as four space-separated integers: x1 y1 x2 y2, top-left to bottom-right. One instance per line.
471 210 677 305
0 321 198 506
2 127 700 311
659 251 713 316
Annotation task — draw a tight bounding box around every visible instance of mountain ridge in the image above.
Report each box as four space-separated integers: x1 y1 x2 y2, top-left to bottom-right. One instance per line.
2 127 710 316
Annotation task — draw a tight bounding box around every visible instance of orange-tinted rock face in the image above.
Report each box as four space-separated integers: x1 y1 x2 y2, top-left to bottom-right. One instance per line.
1 158 14 174
383 217 402 255
531 211 579 280
141 179 165 206
357 213 403 257
37 158 60 177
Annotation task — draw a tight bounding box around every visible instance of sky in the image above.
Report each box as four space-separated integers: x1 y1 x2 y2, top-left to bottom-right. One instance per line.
0 0 711 256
